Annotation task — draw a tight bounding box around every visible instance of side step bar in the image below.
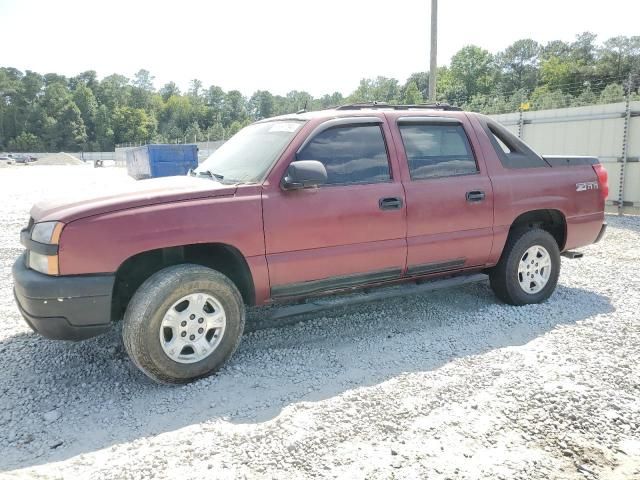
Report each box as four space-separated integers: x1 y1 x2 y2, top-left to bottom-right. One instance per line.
247 273 488 331
561 251 584 259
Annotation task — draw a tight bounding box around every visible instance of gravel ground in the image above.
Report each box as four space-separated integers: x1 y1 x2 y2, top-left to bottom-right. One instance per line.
0 166 639 479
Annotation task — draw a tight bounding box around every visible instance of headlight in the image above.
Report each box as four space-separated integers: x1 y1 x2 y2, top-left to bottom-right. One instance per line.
28 221 63 275
31 221 64 244
28 251 59 275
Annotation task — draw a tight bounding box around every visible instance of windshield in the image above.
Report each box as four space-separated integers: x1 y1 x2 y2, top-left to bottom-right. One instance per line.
195 120 304 183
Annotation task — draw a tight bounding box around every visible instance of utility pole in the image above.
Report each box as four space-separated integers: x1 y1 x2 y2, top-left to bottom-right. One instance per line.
428 0 438 101
617 73 633 215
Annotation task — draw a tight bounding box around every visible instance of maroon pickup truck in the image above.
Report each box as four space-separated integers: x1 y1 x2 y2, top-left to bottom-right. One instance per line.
13 103 608 384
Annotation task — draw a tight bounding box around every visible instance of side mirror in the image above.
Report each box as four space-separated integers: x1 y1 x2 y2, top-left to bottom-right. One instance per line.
282 160 327 190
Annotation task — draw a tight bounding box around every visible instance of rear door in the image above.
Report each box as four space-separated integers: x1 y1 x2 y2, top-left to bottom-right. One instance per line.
261 117 407 299
390 115 494 274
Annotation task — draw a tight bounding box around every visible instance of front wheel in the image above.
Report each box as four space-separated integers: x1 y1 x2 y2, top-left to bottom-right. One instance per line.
489 228 561 306
122 264 245 384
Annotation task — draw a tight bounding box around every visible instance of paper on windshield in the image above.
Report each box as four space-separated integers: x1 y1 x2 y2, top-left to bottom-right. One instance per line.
268 122 302 133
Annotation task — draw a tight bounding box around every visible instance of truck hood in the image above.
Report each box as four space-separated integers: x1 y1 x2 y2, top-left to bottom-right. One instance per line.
31 176 238 223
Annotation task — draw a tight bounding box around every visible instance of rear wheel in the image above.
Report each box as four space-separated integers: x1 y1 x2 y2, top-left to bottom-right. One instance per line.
489 228 560 306
122 264 245 384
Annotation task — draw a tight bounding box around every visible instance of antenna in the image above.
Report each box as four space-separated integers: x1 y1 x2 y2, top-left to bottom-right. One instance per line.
296 99 308 115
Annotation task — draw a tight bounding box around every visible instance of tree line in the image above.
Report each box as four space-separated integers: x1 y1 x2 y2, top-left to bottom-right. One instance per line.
1 32 638 152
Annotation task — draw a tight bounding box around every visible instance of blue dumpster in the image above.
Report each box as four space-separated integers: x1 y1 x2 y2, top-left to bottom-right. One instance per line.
126 144 198 180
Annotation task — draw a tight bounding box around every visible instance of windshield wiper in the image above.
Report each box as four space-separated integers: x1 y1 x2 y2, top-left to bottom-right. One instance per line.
189 169 224 181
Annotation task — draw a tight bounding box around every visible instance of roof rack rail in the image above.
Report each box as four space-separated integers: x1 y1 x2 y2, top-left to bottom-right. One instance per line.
333 102 462 111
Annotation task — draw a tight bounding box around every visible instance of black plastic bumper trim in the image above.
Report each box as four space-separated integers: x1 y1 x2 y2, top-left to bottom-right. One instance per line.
12 254 114 341
14 291 111 341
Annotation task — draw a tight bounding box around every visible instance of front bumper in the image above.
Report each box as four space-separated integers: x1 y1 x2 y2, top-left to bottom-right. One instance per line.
12 254 115 341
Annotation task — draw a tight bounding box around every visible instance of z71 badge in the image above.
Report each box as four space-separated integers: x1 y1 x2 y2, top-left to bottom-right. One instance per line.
576 181 599 192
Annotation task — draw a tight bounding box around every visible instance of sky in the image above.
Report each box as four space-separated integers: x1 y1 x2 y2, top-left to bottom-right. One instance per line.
1 0 638 97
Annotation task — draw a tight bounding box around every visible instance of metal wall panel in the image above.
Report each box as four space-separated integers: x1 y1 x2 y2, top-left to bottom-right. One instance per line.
490 101 640 214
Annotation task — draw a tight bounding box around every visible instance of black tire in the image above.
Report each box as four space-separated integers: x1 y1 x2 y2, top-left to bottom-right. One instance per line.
489 228 561 306
122 264 245 384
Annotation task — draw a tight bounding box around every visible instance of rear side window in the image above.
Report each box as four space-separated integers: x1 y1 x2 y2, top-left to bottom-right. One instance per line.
491 132 512 153
484 120 548 169
399 124 478 179
297 125 391 185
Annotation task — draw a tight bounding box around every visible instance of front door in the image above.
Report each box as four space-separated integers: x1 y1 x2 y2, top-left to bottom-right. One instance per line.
262 118 407 299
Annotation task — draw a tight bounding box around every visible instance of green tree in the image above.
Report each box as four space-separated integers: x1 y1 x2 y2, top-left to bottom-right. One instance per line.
95 104 114 150
34 82 87 150
96 74 130 111
205 85 225 112
162 94 193 133
0 68 24 143
189 79 203 98
599 83 625 103
8 132 42 151
317 92 344 109
112 106 156 144
131 69 155 109
222 90 248 126
403 81 423 104
70 70 99 91
249 90 275 119
497 39 541 93
21 70 44 105
159 81 180 101
73 83 98 145
571 32 598 64
348 77 400 103
403 72 429 99
571 87 597 106
597 36 640 79
450 46 495 98
530 86 569 110
133 69 154 91
43 73 68 87
285 90 313 112
541 40 571 61
184 121 201 143
349 79 374 103
226 121 243 137
205 122 225 141
370 77 400 103
539 56 581 93
435 66 465 103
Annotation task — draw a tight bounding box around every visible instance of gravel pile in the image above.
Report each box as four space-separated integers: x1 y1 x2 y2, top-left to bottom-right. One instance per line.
31 153 83 166
0 166 638 479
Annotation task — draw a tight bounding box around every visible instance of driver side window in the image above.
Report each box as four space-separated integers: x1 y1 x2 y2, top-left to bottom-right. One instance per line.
297 124 391 185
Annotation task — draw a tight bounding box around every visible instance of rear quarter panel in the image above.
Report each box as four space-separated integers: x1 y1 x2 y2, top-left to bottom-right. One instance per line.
468 114 605 262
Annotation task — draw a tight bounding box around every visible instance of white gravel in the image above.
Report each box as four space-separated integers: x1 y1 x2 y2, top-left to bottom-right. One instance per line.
0 166 639 479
